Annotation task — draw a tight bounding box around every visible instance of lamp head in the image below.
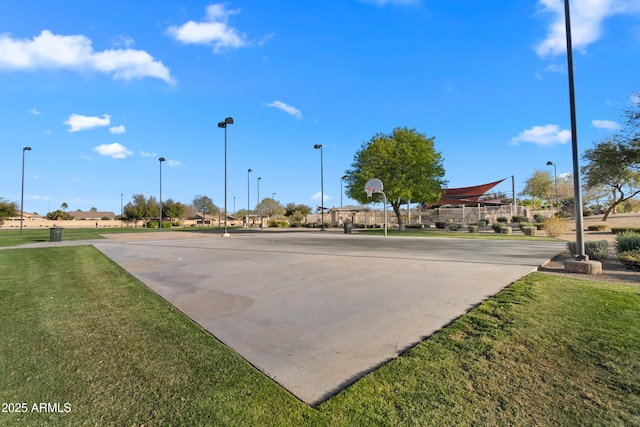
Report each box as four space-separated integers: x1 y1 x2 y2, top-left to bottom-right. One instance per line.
159 157 165 162
248 168 253 172
217 121 226 128
546 161 553 166
23 146 32 151
224 117 234 125
314 144 322 149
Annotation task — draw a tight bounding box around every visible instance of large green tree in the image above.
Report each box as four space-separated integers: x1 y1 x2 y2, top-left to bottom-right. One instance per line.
581 92 640 221
344 127 446 231
123 194 158 226
582 138 640 221
521 170 554 208
162 199 187 223
191 195 218 224
257 198 285 217
0 198 18 223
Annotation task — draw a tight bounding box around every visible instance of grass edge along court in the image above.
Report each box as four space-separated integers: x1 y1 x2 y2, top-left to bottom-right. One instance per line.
1 245 639 426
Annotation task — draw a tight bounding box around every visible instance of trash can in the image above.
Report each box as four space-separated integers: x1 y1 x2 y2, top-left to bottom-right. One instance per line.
343 221 353 234
49 227 64 242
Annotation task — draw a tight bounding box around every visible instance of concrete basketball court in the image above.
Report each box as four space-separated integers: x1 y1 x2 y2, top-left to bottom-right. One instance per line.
92 231 565 405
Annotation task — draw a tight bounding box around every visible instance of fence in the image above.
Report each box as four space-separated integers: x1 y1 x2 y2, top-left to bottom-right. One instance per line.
306 205 554 227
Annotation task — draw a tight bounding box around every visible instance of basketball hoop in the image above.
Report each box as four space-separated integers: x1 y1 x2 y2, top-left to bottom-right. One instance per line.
365 188 375 198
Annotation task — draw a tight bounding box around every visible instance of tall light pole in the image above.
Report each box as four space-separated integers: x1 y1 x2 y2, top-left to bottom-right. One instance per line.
217 117 234 236
257 176 261 229
233 196 236 215
341 175 347 208
158 157 165 229
247 168 252 227
547 161 558 211
314 144 324 230
564 0 586 260
272 192 276 200
20 146 31 236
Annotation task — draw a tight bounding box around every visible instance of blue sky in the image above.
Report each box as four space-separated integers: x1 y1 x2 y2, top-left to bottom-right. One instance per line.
1 0 639 215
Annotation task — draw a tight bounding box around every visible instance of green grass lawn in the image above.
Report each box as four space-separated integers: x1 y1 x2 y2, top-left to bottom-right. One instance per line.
1 246 638 425
0 226 235 247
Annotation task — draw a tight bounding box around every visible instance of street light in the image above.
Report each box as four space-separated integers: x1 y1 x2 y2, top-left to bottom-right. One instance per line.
563 0 586 260
547 161 558 211
20 146 31 236
314 144 324 230
217 116 234 236
159 157 165 229
257 176 262 230
341 175 347 208
272 192 276 200
247 168 252 227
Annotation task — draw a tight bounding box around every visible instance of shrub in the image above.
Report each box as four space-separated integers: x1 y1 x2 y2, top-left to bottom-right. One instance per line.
587 224 607 231
566 240 609 260
147 221 158 228
468 225 479 233
616 232 640 253
496 217 508 223
405 223 424 229
521 226 536 236
511 215 527 223
544 217 567 237
612 226 640 234
500 226 512 234
435 221 446 229
619 249 640 270
518 221 533 230
449 224 460 231
533 214 545 223
492 222 503 233
477 219 488 227
269 219 290 228
161 221 171 229
291 221 303 228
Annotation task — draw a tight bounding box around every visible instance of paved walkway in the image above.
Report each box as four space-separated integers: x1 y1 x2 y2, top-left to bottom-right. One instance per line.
84 232 566 405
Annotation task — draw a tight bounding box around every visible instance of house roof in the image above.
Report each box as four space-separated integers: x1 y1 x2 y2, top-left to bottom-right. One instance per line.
68 211 116 220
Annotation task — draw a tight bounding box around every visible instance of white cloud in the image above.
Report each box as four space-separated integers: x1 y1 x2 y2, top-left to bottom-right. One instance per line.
0 30 173 83
168 160 181 167
535 0 640 58
139 150 156 158
94 142 133 159
510 124 571 147
109 125 126 134
266 100 303 120
592 119 621 130
64 113 111 132
167 4 248 53
27 108 40 115
311 192 331 202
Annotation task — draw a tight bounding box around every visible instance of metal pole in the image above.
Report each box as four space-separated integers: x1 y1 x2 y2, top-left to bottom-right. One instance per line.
257 176 261 230
314 144 324 230
20 147 31 236
564 0 586 260
159 157 165 229
218 117 233 236
247 168 252 227
511 175 516 216
224 125 227 234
